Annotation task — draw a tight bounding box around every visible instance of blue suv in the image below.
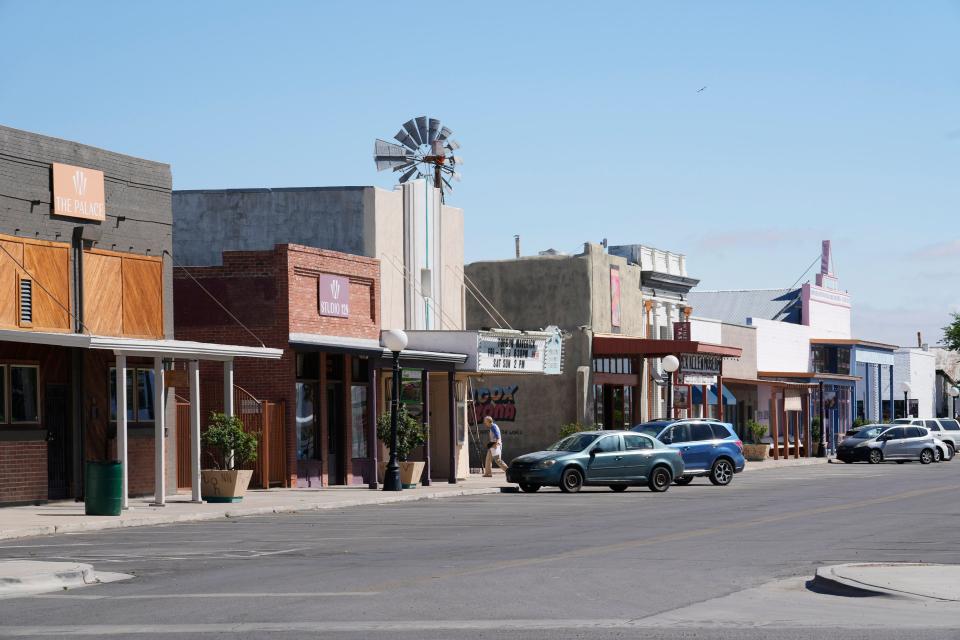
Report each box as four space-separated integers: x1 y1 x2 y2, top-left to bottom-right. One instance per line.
632 420 745 486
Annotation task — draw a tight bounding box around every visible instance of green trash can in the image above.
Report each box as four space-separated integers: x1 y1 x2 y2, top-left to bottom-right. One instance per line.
85 461 123 516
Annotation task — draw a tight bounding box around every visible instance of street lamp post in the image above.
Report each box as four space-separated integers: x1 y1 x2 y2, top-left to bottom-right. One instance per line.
381 329 408 492
663 355 680 419
900 381 912 419
949 386 959 419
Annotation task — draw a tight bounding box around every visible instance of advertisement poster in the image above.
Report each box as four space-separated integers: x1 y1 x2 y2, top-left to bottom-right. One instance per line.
674 384 690 411
610 266 622 328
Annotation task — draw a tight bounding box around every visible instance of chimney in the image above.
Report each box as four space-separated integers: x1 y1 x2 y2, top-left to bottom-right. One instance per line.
917 331 923 348
514 235 520 259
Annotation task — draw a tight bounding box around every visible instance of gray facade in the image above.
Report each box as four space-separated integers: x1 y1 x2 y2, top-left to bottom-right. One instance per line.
0 125 174 336
173 187 369 267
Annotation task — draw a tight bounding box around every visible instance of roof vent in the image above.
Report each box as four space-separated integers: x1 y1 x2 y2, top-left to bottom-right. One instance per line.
19 279 32 325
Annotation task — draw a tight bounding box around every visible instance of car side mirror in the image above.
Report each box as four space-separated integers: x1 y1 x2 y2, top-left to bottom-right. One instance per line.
660 436 671 444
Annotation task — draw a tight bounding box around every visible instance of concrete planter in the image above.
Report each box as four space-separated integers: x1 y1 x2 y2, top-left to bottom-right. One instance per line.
742 444 768 462
378 461 426 488
201 469 253 503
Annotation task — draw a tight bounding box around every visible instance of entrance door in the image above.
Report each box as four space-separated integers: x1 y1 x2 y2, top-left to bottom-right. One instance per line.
327 382 345 485
296 382 322 487
603 385 625 430
45 384 69 500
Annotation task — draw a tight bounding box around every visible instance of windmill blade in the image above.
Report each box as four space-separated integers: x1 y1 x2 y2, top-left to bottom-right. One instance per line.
449 155 463 166
438 126 453 141
394 129 418 151
415 116 429 145
428 118 440 143
391 161 415 173
442 176 454 192
445 139 461 151
374 139 413 171
452 171 462 182
399 165 419 183
403 119 423 146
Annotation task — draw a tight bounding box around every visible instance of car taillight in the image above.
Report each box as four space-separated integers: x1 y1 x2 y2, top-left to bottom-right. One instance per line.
677 449 683 458
735 440 743 451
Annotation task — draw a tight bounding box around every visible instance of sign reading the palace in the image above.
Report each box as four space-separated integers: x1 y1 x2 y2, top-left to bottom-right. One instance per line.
52 163 106 222
680 353 721 385
318 274 350 317
477 332 546 373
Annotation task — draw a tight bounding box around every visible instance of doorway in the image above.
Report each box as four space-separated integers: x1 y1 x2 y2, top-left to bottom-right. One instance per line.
45 384 70 500
326 381 344 485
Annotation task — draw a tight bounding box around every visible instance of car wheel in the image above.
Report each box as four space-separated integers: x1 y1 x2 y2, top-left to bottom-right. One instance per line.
559 467 583 493
709 459 734 486
648 466 672 492
868 449 883 464
948 444 956 459
920 449 934 465
609 484 628 492
934 448 943 463
674 476 694 486
519 483 540 493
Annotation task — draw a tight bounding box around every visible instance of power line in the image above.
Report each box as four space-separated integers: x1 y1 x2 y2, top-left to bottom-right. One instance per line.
788 254 821 290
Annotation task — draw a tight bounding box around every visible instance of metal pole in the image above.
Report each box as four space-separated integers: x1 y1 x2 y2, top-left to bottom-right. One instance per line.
189 360 202 503
117 355 128 509
818 381 826 455
152 357 166 507
383 352 402 491
904 391 908 418
666 372 674 419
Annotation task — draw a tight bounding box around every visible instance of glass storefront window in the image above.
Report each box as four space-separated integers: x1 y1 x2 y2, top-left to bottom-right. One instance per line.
296 382 316 460
137 370 155 422
351 386 368 458
11 365 39 423
837 348 851 376
109 368 136 422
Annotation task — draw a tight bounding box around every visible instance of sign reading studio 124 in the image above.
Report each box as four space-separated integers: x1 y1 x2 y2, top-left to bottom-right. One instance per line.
318 274 350 317
477 331 546 373
52 162 106 222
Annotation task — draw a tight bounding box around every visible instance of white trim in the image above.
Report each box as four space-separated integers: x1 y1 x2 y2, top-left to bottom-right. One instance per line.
0 328 282 361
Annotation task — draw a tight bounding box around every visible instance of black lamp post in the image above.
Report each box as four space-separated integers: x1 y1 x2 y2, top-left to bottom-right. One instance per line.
662 355 680 419
381 329 408 492
949 386 959 418
900 381 911 419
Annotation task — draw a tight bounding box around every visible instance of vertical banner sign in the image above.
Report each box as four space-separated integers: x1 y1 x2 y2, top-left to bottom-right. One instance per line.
318 274 350 317
673 321 691 341
52 163 106 222
542 326 564 375
610 266 622 329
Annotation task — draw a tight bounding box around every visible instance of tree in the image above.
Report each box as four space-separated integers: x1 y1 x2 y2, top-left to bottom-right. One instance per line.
944 312 960 352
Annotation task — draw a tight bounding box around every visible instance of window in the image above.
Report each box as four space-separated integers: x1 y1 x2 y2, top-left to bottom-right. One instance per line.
350 385 368 458
836 348 851 376
0 366 6 423
940 420 960 431
691 423 714 441
710 423 731 440
10 365 39 423
908 427 925 438
623 434 652 450
593 435 621 453
670 424 691 443
109 368 154 423
924 420 940 431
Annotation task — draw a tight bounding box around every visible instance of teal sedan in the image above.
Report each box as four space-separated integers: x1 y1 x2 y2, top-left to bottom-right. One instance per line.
506 430 685 493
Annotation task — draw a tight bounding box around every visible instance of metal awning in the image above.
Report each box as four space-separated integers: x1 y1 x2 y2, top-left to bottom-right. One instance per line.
289 332 467 364
0 328 282 360
593 335 743 358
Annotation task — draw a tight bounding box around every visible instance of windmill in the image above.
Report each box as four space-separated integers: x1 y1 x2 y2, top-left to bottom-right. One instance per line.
374 116 462 201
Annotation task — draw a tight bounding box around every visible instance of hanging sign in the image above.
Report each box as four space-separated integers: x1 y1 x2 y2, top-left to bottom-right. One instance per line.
673 321 691 341
680 353 721 385
477 331 546 373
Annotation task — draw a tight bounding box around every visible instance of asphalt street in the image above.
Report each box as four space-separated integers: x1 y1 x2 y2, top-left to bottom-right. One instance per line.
1 461 959 639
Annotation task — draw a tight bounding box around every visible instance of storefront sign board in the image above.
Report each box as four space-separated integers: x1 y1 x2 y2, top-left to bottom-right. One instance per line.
318 274 350 317
52 162 106 221
477 332 546 373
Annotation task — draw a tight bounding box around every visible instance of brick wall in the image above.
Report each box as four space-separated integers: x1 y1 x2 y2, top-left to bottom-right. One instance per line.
174 244 381 487
0 442 47 504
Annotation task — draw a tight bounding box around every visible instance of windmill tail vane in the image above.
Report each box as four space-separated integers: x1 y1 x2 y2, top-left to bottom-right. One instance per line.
373 116 462 202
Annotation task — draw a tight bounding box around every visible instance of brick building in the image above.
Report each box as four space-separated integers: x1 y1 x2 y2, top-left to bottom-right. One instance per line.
0 126 279 507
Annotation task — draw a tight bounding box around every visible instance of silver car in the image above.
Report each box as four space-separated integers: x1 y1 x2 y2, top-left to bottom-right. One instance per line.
839 425 938 464
894 418 957 461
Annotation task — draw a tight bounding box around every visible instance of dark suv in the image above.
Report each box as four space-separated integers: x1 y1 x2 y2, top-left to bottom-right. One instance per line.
632 420 746 485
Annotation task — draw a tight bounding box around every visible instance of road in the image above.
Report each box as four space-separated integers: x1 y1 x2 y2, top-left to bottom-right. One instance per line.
1 461 959 639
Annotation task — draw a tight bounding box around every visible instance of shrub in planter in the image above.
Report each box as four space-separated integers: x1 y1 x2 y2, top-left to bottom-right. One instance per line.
200 412 259 503
376 406 428 488
742 420 769 461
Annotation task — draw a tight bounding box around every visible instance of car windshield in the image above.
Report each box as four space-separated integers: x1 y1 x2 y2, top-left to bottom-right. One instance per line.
634 425 664 438
547 433 599 452
849 426 884 439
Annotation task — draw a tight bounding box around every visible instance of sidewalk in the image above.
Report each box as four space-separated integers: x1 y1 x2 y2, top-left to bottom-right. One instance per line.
0 475 507 542
743 456 829 472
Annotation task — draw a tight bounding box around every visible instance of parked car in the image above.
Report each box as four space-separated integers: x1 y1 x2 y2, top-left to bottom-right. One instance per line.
506 430 684 493
836 424 938 464
894 418 959 459
632 420 745 486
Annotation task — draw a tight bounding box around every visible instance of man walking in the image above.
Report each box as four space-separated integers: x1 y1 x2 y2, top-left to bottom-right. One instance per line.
483 415 509 477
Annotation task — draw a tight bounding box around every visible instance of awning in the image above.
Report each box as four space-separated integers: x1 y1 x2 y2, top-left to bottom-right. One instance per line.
593 335 742 358
724 377 818 389
691 384 737 406
0 328 282 361
289 332 468 365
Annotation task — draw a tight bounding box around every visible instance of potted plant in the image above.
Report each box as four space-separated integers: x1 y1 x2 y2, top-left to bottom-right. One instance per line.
742 420 769 462
376 405 428 488
811 417 824 457
200 412 259 503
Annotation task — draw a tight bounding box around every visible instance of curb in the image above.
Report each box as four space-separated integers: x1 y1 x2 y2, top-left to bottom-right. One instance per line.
0 486 503 541
742 458 828 472
811 564 894 598
0 561 95 596
811 563 960 601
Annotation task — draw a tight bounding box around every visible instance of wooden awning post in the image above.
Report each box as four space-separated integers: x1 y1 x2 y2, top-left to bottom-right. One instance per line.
770 394 779 460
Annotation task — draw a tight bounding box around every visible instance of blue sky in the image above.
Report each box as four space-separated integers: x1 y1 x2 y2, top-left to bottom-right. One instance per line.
1 1 957 346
